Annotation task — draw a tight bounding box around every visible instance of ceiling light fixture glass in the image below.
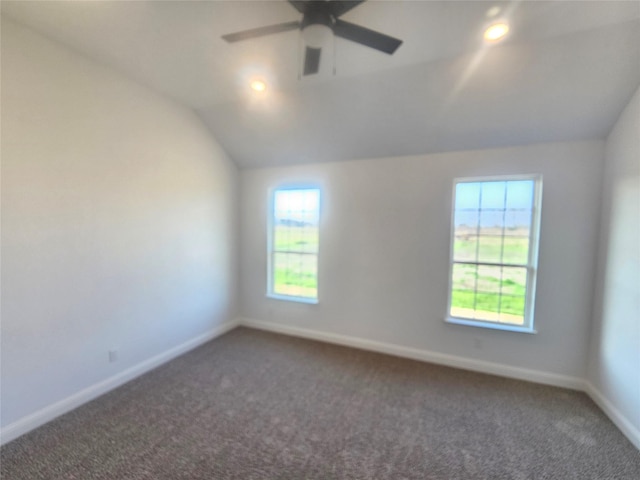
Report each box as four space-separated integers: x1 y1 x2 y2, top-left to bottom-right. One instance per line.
484 22 510 42
302 24 332 49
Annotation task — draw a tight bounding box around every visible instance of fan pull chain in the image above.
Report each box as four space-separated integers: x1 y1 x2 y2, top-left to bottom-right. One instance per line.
297 33 302 80
332 31 337 76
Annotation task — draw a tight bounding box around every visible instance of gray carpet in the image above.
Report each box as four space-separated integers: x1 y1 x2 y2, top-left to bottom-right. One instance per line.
2 327 639 479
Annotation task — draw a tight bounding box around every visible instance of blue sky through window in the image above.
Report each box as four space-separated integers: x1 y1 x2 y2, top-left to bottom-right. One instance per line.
274 188 320 224
455 180 534 228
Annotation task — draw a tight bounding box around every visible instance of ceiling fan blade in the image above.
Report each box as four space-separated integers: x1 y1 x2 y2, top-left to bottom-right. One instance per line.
303 46 321 75
222 21 300 43
333 19 402 54
287 1 308 14
329 1 366 18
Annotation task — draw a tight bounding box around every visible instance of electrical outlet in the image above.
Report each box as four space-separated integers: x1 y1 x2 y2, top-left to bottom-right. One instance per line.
108 349 118 363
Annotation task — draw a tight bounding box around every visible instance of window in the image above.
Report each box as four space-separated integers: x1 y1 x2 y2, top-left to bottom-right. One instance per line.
268 187 320 303
446 176 542 332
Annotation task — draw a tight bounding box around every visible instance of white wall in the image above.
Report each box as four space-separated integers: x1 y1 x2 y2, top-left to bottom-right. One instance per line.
1 19 238 430
240 141 604 381
588 86 640 444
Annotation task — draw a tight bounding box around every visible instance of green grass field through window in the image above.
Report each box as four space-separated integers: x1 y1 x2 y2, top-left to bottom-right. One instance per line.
272 225 318 298
272 223 530 321
450 239 528 325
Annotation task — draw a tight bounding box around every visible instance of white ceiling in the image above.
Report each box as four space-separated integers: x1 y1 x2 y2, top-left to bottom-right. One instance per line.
2 1 640 167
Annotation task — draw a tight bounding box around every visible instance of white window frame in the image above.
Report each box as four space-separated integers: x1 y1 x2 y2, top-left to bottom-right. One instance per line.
445 174 543 333
267 185 320 305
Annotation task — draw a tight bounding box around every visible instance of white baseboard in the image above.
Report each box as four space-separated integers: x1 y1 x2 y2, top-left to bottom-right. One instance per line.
240 318 640 451
239 318 585 390
0 318 240 446
5 317 637 453
584 381 640 451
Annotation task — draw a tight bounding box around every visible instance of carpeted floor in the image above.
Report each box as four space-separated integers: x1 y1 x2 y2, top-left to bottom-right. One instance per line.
2 327 639 479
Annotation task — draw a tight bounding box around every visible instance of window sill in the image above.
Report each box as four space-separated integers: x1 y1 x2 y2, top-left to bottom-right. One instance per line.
267 293 319 305
445 316 537 334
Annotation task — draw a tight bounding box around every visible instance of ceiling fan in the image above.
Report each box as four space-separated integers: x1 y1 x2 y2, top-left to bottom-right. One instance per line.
222 0 403 76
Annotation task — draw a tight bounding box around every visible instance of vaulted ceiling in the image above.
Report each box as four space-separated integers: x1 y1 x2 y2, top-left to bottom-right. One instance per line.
2 1 639 167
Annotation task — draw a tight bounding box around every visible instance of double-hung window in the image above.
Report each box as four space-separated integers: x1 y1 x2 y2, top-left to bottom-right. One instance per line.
268 187 320 303
446 176 542 332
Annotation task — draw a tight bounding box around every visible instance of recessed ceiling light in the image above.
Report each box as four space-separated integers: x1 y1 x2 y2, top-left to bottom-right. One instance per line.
250 80 266 92
484 22 510 42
